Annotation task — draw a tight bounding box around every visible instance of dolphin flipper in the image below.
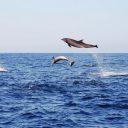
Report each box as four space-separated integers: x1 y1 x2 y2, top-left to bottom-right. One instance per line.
68 43 71 47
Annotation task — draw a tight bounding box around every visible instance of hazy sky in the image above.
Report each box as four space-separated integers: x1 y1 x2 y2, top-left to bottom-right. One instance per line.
0 0 128 53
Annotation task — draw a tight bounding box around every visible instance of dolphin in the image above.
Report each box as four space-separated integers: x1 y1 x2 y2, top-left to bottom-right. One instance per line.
61 38 98 48
0 67 7 72
52 56 75 66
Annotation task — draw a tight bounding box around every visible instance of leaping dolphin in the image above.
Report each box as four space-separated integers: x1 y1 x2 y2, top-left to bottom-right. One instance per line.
52 56 75 66
61 38 98 48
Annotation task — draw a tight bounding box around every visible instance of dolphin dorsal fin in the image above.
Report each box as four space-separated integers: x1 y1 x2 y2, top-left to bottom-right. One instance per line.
79 39 84 42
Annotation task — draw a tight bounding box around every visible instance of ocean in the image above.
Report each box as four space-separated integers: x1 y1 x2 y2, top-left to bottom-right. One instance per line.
0 53 128 128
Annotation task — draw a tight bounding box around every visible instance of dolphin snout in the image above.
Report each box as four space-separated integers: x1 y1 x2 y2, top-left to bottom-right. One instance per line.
61 38 67 42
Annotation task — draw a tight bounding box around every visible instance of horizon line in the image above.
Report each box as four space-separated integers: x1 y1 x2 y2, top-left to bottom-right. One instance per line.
0 52 128 54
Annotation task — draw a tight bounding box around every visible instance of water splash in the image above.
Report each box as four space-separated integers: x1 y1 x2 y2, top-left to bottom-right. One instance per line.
92 53 105 76
0 61 7 72
92 53 128 77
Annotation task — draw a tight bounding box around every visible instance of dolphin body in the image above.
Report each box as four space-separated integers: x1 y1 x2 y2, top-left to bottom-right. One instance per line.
61 38 98 48
52 56 75 66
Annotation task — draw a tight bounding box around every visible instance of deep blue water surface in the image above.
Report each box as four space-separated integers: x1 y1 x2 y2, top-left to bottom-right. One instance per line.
0 53 128 128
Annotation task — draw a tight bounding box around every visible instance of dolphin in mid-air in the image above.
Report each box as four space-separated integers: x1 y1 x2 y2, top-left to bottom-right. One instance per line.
61 38 98 48
52 56 75 66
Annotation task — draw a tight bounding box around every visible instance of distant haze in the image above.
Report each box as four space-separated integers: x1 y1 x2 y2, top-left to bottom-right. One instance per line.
0 0 128 53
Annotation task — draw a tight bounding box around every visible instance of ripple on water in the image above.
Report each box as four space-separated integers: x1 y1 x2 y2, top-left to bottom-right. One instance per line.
105 113 125 121
97 103 128 109
64 101 78 107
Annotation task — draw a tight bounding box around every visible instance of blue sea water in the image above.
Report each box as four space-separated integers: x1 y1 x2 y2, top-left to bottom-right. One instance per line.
0 53 128 128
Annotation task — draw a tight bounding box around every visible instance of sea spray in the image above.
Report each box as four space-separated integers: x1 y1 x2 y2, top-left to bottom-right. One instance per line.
92 53 105 77
92 54 128 77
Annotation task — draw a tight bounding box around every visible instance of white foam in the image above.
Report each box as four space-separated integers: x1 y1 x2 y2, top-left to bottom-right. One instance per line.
91 71 128 77
100 71 128 77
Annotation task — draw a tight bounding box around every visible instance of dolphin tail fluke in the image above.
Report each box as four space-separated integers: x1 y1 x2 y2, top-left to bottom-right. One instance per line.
52 56 55 65
95 45 98 48
70 61 75 66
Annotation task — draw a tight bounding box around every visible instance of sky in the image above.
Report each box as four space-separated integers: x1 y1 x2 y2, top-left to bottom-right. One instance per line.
0 0 128 53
